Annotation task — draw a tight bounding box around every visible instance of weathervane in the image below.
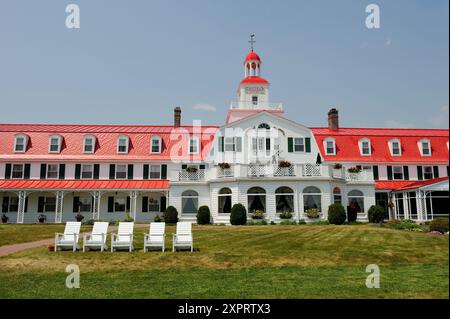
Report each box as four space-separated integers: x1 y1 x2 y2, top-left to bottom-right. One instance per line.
249 34 256 52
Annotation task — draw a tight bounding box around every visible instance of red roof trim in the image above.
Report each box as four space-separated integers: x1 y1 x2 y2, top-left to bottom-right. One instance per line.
240 76 269 85
0 180 169 190
375 177 448 191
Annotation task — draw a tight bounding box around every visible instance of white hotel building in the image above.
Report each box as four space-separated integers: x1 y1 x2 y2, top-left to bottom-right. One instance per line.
0 49 448 224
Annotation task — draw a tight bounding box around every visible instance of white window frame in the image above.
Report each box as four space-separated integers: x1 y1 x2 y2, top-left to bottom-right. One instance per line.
418 139 431 156
189 136 200 154
147 195 160 212
294 137 305 153
14 134 27 153
423 166 434 180
81 164 94 179
43 197 57 213
78 197 93 213
115 164 127 179
149 165 161 179
392 166 404 180
83 135 96 154
150 136 162 154
117 136 129 154
46 164 59 179
359 138 371 156
11 164 25 179
389 139 402 156
8 196 19 213
324 138 336 155
114 197 127 213
48 135 62 153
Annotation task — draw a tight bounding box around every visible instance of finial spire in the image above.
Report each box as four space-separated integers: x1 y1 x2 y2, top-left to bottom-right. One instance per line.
249 34 256 52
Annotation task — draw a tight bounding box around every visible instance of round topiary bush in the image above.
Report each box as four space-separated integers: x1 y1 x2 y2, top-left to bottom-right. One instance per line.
163 206 178 224
327 204 346 225
368 205 386 223
230 203 247 225
197 205 211 225
429 218 449 233
347 206 358 223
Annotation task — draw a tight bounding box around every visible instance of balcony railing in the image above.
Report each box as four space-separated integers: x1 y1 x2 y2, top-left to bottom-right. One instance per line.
216 167 234 178
178 169 205 181
345 170 373 182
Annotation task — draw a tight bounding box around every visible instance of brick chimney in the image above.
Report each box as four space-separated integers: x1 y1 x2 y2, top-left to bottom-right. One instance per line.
174 106 181 127
328 108 339 130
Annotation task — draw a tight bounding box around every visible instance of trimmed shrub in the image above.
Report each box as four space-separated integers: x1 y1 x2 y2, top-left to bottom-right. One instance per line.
163 206 179 224
298 219 307 225
368 205 387 223
122 214 134 222
230 203 247 225
327 204 346 225
429 218 449 233
279 211 293 219
197 206 211 225
154 214 163 222
347 206 358 223
82 219 95 225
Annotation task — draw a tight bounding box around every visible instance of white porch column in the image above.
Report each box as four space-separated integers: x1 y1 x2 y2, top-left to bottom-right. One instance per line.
16 190 27 224
55 191 65 223
92 191 101 220
403 192 410 220
130 191 138 220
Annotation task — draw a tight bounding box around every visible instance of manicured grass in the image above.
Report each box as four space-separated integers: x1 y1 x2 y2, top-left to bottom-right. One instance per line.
0 224 91 246
0 224 448 298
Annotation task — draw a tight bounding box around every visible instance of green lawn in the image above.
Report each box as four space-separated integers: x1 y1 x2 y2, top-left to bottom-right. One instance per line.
0 224 448 298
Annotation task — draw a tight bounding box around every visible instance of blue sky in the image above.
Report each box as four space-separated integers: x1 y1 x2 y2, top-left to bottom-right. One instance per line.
0 0 448 128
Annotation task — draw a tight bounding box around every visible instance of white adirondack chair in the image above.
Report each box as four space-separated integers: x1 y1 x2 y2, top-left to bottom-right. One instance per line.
83 222 109 252
54 221 81 252
111 222 134 252
172 222 193 252
144 222 166 252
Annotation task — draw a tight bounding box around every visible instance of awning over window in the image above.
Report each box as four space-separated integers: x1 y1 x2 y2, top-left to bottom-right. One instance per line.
0 180 169 191
375 177 449 191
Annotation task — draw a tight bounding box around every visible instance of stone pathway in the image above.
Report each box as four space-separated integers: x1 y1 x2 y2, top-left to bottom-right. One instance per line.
0 224 149 257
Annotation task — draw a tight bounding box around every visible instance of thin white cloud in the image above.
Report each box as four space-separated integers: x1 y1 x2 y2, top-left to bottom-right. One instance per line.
193 103 217 112
384 119 415 128
384 37 392 46
428 105 449 127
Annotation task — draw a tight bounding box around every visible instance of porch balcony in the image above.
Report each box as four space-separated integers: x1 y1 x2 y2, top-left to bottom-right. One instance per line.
214 163 330 179
177 169 206 181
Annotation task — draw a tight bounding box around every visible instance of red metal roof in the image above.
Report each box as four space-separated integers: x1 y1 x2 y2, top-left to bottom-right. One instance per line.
244 51 261 63
0 179 169 190
0 124 218 161
240 76 269 85
311 127 449 164
375 177 449 191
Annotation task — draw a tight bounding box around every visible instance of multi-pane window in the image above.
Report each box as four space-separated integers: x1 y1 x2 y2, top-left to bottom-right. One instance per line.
14 135 26 152
224 137 234 152
44 197 57 213
294 138 304 152
325 139 335 155
114 197 127 212
46 164 59 179
117 136 129 154
393 166 403 180
149 165 161 179
252 96 258 105
148 196 160 212
79 197 92 212
9 197 19 212
49 136 61 153
421 141 431 156
423 166 433 179
83 136 95 153
11 164 24 179
81 164 94 179
151 137 161 153
115 164 127 179
391 140 401 156
189 137 199 154
360 140 371 155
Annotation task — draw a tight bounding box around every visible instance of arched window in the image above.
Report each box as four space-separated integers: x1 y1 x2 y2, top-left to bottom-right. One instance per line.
348 190 364 213
151 136 162 154
333 187 342 204
303 186 322 212
218 188 232 214
117 135 129 154
258 123 271 130
83 135 96 153
275 187 294 213
14 134 28 153
181 190 198 214
247 187 266 213
48 134 62 153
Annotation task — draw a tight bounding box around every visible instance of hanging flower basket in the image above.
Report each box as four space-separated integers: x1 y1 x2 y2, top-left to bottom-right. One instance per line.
278 160 292 168
306 208 320 219
185 166 198 173
251 210 265 219
347 167 361 173
279 211 293 219
37 214 47 224
218 162 231 169
333 163 343 169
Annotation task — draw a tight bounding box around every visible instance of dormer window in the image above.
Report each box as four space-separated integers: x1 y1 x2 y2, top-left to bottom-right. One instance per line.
324 138 336 155
389 139 402 156
83 135 96 154
419 139 431 156
359 138 371 156
14 134 27 153
189 136 199 154
49 135 62 153
117 136 129 154
151 136 162 154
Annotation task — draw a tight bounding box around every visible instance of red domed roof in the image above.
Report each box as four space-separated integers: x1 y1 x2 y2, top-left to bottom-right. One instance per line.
240 76 269 85
244 51 261 63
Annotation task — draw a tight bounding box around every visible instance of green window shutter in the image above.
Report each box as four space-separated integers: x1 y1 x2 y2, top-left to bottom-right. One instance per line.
75 164 81 180
433 166 439 178
287 138 293 153
37 197 45 213
182 164 187 170
126 196 131 212
24 164 31 179
73 197 80 213
24 197 28 213
235 137 242 152
387 166 393 180
417 166 423 180
40 164 47 179
403 166 409 180
305 138 311 153
109 164 115 180
93 164 100 179
160 196 167 212
59 164 66 180
199 164 206 170
143 164 149 180
107 197 114 213
2 197 9 213
372 166 379 180
4 164 11 179
127 164 134 180
142 197 148 213
161 164 167 179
